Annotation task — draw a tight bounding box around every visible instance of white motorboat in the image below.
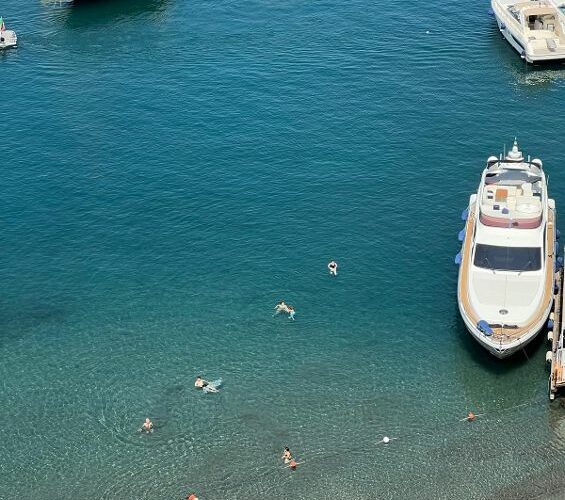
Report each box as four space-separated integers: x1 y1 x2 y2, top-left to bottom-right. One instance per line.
0 17 17 50
491 0 565 63
457 140 557 358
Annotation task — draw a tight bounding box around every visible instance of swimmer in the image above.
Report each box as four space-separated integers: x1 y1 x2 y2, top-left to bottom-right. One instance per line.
466 411 476 421
282 447 292 463
141 418 153 433
274 300 290 315
289 459 298 470
288 306 295 321
328 260 338 276
194 376 209 389
186 494 199 500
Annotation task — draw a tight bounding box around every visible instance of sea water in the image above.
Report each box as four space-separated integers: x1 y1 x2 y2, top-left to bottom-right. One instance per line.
2 0 565 498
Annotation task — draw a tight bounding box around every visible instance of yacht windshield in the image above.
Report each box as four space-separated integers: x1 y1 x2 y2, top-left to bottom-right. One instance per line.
473 244 541 272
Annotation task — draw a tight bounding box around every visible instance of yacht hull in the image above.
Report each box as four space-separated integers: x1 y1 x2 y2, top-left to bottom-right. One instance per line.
458 295 551 358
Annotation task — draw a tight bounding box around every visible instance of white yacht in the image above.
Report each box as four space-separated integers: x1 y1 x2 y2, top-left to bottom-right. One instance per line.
0 17 17 50
457 140 557 358
491 0 565 62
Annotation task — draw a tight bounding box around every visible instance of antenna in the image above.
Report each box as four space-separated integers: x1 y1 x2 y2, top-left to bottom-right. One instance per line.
503 142 506 158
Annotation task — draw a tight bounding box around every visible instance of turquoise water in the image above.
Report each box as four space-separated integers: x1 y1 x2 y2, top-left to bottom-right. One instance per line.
2 1 565 498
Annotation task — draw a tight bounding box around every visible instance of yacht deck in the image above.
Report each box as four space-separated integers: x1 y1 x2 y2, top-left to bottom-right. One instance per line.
459 203 555 344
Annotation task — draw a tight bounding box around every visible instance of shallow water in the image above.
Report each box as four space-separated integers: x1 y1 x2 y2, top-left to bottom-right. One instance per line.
2 0 565 498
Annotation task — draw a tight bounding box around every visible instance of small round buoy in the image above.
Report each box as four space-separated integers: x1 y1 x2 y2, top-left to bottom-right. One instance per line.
548 331 554 342
547 351 553 363
426 30 430 34
383 436 390 444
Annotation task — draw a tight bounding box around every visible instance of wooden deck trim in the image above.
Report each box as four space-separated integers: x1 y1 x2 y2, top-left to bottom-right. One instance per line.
458 203 555 345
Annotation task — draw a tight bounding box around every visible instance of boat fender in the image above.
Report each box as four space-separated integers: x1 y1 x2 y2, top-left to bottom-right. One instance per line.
458 228 465 242
548 318 554 330
488 8 494 16
557 229 561 240
547 351 553 363
477 320 493 337
557 256 564 268
455 252 462 265
550 312 555 321
461 208 469 221
548 331 554 342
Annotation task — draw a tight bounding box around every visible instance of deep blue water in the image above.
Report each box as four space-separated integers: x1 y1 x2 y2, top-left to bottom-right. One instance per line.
2 1 565 499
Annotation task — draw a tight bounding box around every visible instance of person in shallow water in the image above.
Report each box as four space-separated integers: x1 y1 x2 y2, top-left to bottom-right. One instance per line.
194 376 209 389
186 493 199 500
141 418 153 433
282 447 292 463
328 260 338 276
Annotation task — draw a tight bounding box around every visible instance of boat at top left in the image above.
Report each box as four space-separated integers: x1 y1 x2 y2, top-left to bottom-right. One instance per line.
0 16 18 50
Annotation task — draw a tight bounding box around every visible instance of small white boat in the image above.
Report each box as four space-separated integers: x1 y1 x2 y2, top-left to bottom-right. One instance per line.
457 140 557 358
0 17 17 50
491 0 565 63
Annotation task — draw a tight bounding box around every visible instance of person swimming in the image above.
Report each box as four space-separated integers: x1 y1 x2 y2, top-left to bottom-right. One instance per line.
282 447 292 463
186 493 199 500
274 300 290 315
141 418 153 433
328 260 338 276
288 306 296 320
194 376 209 389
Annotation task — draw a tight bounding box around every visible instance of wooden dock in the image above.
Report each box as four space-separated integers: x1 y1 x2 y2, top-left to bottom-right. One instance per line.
549 267 565 400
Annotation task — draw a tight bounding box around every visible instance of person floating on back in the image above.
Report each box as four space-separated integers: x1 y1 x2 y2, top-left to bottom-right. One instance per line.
186 493 199 500
140 417 153 433
328 260 338 276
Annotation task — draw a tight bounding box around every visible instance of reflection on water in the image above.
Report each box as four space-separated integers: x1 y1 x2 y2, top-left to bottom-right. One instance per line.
41 0 170 28
512 65 565 87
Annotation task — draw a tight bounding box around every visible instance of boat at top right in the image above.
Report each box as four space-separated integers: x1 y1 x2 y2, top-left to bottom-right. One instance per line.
491 0 565 63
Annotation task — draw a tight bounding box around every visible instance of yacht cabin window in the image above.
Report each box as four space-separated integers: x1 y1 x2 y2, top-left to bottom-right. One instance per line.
473 244 541 272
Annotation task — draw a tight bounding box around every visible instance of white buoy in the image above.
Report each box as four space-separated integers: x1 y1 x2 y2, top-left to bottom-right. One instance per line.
426 30 430 34
383 436 390 444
